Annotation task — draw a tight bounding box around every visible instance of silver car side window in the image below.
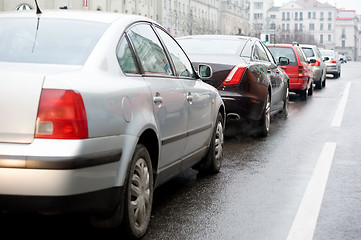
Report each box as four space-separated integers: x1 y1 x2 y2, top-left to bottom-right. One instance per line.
116 36 140 74
154 26 195 78
127 24 173 76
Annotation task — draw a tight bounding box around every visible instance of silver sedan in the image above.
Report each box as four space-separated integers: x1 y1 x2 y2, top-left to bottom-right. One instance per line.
0 10 225 238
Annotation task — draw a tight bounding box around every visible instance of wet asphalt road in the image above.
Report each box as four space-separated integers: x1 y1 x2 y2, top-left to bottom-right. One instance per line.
1 62 361 239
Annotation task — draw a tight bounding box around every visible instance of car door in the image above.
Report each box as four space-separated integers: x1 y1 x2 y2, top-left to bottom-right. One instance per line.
127 23 187 180
154 26 213 171
252 41 282 109
261 41 286 111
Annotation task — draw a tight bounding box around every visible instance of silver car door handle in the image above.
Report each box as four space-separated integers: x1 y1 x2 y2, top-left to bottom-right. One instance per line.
186 93 193 103
153 93 163 104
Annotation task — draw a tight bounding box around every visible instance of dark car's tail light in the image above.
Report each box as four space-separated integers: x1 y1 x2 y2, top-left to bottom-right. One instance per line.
311 60 321 67
35 89 89 139
221 64 247 86
330 59 337 63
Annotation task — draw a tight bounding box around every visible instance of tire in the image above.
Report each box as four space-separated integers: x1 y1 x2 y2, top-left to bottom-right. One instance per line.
123 144 153 239
308 81 313 96
256 93 271 137
197 112 224 174
280 86 289 118
90 144 153 239
300 87 308 101
322 77 326 87
315 77 322 89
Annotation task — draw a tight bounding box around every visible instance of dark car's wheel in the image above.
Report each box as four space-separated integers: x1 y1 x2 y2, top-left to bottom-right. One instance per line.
280 86 289 118
256 93 271 137
196 112 224 174
123 144 153 239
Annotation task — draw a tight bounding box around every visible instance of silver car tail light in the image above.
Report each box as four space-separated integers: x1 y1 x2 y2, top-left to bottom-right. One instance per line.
35 89 88 139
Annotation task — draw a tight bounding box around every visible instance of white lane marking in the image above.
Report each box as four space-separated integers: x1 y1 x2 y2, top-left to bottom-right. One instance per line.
331 82 351 127
287 142 337 240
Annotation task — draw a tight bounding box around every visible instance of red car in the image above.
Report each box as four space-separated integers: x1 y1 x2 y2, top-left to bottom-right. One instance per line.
267 43 314 101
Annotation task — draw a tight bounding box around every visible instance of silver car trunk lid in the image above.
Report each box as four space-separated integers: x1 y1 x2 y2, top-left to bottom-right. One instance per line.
0 63 82 144
0 71 44 143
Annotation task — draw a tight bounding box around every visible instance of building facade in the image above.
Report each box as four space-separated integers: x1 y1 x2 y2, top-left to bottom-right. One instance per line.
0 0 249 37
249 0 274 38
267 0 337 49
335 10 359 61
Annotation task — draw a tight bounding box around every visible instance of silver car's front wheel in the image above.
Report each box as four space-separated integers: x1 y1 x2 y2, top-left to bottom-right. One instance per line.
124 144 153 239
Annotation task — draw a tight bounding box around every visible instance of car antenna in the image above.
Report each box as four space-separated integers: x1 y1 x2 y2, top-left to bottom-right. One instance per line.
34 0 42 15
32 0 42 53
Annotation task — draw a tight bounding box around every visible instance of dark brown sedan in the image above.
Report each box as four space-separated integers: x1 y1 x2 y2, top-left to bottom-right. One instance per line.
177 35 289 137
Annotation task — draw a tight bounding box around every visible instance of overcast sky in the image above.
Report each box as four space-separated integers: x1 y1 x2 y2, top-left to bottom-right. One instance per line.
273 0 361 14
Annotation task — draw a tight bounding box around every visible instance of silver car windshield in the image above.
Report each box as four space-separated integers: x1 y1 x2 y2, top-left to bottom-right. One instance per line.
178 38 246 55
0 18 108 65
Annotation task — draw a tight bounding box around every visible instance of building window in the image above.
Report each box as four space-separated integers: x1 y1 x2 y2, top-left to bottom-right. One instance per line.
308 12 311 19
295 12 298 20
300 12 303 20
320 23 323 30
313 12 316 19
342 40 345 47
320 12 324 20
342 28 346 38
282 12 285 20
328 23 332 30
328 12 332 20
254 13 263 19
309 23 314 31
320 34 323 44
254 2 263 9
328 34 332 41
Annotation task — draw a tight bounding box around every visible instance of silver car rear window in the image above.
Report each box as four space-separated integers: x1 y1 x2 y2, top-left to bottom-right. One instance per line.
302 48 314 58
0 18 108 65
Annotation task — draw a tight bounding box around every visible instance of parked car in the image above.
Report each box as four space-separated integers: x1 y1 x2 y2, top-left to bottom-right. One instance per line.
301 44 327 89
177 35 289 137
339 54 347 63
0 10 226 238
267 43 314 101
319 49 341 78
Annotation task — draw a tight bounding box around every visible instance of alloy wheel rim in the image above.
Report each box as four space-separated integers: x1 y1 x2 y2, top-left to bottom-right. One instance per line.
130 158 151 228
215 121 224 163
265 95 271 132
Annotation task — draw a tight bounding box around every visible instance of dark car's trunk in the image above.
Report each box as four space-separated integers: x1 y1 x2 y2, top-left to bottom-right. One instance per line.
188 54 247 88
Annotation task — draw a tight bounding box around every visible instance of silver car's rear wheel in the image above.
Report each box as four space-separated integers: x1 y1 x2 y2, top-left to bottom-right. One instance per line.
124 144 153 239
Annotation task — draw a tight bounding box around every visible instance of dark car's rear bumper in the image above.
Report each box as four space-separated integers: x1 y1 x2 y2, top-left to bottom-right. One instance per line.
219 90 265 122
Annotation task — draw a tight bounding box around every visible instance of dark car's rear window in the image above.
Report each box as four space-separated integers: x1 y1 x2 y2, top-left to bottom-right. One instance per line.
268 47 298 66
178 38 247 55
0 18 109 65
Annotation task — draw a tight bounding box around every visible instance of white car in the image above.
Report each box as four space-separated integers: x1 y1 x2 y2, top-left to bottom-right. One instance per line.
0 10 225 238
319 49 342 78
